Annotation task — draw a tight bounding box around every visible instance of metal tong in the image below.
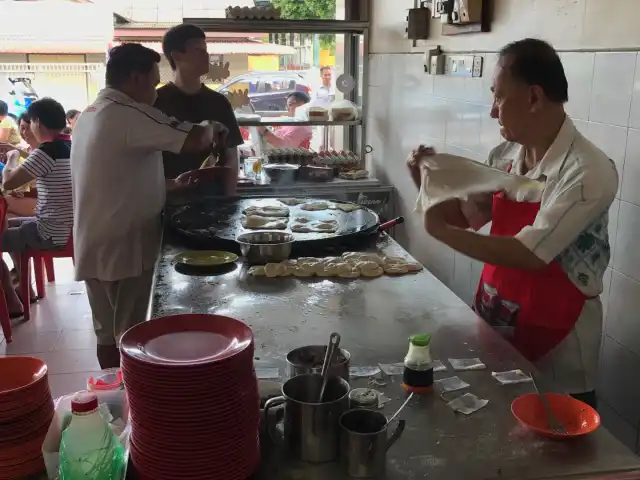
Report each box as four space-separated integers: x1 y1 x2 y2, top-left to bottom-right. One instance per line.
318 332 341 403
531 373 567 435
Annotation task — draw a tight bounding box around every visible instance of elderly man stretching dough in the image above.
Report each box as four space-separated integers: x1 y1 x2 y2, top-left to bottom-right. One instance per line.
71 44 227 368
409 39 617 410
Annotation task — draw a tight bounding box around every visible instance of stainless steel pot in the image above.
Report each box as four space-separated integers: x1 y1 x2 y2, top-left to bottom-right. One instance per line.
264 373 350 463
236 231 294 265
286 345 351 381
339 409 406 478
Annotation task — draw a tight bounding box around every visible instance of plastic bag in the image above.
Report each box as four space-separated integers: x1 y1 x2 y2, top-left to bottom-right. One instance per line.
448 358 486 371
329 99 359 121
492 369 532 385
446 393 489 415
42 390 130 480
434 376 470 393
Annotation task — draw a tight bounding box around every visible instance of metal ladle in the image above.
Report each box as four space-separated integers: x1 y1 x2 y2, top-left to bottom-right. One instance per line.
318 332 341 403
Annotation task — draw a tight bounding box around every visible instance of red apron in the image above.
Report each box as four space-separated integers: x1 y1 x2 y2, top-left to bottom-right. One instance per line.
473 190 589 362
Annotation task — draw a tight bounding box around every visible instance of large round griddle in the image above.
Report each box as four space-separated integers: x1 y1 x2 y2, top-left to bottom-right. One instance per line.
169 198 379 250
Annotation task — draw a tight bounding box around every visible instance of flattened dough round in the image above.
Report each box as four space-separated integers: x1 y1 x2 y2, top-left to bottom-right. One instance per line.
244 205 290 217
291 224 313 233
301 201 329 211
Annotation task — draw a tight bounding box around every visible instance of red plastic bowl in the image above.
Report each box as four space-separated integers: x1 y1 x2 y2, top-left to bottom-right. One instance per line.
511 393 600 439
0 357 48 397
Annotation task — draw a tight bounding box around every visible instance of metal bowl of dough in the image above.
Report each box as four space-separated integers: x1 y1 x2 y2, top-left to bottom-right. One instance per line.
237 231 294 264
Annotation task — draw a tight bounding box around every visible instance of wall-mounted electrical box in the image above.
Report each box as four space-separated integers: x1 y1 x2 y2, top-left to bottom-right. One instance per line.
424 46 445 75
406 2 431 40
455 0 483 24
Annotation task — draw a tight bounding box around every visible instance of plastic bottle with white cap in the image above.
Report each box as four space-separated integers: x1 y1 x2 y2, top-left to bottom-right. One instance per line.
59 391 125 479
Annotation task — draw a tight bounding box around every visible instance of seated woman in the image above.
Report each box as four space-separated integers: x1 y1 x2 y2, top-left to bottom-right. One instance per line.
258 92 312 149
64 109 81 134
5 112 39 218
1 98 72 311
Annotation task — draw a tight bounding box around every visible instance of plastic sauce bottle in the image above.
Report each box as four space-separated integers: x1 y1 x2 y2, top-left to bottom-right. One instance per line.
402 334 434 393
59 391 125 480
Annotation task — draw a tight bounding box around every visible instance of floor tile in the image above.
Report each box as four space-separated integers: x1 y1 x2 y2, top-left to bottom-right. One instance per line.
0 331 61 355
54 329 97 351
45 349 101 375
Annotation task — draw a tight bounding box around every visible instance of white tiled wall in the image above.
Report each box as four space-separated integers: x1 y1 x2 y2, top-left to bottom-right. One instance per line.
366 50 640 453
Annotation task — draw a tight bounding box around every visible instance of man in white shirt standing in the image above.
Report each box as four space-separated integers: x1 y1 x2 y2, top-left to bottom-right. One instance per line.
313 66 334 107
409 39 618 409
71 44 227 368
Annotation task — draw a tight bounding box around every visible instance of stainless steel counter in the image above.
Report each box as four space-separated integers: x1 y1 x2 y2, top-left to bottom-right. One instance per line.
150 236 640 480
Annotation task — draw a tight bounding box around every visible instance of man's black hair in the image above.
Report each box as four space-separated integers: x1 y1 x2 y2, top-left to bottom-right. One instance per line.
499 38 568 104
27 98 66 131
106 44 161 88
287 91 311 104
0 100 8 117
320 66 331 74
66 109 81 121
162 24 206 70
18 112 30 124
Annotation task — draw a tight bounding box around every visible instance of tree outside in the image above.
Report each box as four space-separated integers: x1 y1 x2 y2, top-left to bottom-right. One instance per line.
271 0 337 52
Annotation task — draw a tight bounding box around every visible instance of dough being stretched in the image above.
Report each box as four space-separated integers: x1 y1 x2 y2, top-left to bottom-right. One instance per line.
279 198 306 206
294 217 311 223
241 215 288 230
244 205 290 218
301 201 330 211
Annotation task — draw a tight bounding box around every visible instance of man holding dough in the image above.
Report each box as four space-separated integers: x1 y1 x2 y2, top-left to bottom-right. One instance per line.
72 44 227 368
408 38 617 409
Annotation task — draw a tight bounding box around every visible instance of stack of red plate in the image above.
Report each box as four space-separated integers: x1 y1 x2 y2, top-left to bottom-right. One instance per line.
0 356 54 479
121 314 260 480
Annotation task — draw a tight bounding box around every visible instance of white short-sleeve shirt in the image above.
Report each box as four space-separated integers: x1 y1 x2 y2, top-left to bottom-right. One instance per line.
482 117 618 393
71 88 192 282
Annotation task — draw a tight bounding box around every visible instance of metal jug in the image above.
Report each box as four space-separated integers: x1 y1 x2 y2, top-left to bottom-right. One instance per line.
339 409 406 478
264 373 350 463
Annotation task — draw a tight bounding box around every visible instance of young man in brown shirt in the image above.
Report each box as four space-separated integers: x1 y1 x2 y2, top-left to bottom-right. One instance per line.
155 24 243 194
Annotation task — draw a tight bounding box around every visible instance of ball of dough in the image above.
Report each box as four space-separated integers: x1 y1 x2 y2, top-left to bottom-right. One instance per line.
360 266 384 278
384 263 409 275
356 260 379 271
406 262 423 273
293 266 315 277
338 267 361 279
248 266 266 276
264 263 282 278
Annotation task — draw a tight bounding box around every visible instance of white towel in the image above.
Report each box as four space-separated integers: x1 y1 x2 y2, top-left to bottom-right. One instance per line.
414 153 545 214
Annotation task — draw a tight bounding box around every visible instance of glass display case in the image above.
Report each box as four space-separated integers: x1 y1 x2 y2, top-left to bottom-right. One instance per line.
185 11 370 176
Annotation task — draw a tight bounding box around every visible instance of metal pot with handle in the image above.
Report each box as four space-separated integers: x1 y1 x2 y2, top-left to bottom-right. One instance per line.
263 373 350 463
339 409 406 478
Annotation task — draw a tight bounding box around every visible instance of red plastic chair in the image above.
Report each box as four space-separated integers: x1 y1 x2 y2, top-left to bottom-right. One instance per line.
0 197 13 342
20 234 74 321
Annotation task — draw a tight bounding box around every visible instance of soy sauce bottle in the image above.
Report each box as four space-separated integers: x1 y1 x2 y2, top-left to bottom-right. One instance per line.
402 334 434 393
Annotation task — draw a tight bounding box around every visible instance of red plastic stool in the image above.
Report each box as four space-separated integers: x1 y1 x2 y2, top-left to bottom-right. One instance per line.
0 197 13 342
20 235 74 321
